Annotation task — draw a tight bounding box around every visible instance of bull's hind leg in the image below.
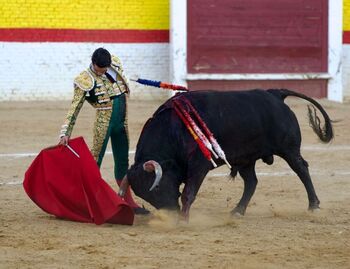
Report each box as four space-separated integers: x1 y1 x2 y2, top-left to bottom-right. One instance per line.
232 163 258 216
283 153 320 210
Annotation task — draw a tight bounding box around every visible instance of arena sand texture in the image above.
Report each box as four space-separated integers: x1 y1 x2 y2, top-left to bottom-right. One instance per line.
0 95 349 268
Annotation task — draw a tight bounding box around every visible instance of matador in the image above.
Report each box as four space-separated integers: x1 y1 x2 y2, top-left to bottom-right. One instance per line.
59 48 149 214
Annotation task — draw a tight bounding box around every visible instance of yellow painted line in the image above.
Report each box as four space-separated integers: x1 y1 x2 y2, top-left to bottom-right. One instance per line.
0 0 169 29
344 0 350 30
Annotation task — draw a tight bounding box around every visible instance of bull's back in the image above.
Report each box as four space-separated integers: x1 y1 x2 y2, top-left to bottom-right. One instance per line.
180 90 301 157
137 89 301 163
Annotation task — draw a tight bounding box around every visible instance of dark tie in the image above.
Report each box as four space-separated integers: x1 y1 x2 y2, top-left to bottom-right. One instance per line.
105 72 116 83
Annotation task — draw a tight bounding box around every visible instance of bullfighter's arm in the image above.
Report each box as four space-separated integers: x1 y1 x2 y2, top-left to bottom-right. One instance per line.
59 86 86 138
59 70 94 139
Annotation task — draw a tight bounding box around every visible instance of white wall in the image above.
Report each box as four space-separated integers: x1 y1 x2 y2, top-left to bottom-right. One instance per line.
328 0 343 101
0 42 170 101
170 0 187 87
343 45 350 100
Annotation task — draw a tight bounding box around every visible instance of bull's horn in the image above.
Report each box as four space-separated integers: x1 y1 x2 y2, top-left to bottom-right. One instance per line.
118 176 129 197
143 160 163 191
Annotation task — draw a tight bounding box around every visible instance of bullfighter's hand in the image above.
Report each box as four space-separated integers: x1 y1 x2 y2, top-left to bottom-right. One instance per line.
59 135 69 146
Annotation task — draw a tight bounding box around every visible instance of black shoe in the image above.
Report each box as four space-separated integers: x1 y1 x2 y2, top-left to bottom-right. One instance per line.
133 205 150 215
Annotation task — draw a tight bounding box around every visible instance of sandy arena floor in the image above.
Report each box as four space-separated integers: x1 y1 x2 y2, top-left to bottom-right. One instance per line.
0 95 349 268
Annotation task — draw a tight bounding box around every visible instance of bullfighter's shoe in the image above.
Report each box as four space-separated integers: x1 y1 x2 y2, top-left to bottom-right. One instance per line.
116 180 150 215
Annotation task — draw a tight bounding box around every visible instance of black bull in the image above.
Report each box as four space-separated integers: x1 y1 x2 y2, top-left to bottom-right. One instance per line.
120 89 333 219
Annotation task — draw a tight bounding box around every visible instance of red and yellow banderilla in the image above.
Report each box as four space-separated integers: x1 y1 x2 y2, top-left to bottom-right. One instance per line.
181 98 232 169
173 102 217 168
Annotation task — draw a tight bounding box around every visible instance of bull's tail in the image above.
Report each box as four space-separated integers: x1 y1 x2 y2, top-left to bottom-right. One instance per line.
268 89 334 143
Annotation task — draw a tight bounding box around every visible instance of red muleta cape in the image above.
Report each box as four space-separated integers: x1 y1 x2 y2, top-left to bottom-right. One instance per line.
23 136 134 225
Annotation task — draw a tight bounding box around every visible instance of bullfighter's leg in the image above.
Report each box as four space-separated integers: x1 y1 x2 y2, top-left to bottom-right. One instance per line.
283 153 320 210
181 168 209 221
110 94 129 180
232 163 258 216
91 110 112 165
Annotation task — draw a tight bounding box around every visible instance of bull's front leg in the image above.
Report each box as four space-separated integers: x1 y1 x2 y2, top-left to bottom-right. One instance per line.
180 169 208 221
180 186 194 221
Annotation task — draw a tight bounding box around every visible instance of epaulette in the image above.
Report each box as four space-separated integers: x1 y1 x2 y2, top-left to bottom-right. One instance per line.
74 70 94 91
111 55 123 71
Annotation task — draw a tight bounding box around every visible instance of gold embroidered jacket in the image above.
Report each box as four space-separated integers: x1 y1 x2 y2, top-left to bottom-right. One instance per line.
60 55 130 138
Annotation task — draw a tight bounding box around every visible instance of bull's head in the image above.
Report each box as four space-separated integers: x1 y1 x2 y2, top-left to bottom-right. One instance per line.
120 160 181 210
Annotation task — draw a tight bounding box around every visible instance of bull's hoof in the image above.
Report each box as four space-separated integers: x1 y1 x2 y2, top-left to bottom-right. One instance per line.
309 208 321 213
178 215 190 223
232 211 244 218
308 200 320 212
231 206 246 217
308 205 321 212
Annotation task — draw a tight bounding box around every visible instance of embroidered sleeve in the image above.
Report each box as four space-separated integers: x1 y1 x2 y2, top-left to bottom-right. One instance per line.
59 86 86 138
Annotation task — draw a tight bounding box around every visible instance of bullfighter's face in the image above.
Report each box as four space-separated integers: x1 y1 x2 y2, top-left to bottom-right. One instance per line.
127 163 181 210
92 63 108 76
